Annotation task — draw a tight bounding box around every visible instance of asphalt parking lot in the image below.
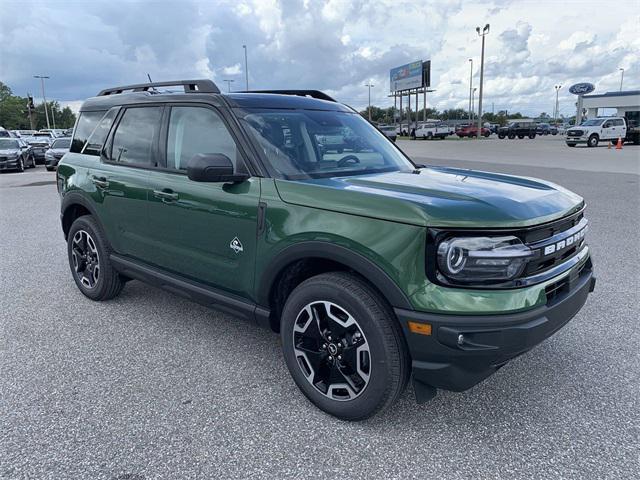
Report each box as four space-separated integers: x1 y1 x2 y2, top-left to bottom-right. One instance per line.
1 136 639 479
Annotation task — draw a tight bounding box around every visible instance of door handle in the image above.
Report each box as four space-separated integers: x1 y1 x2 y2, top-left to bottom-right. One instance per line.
90 175 109 189
153 189 179 201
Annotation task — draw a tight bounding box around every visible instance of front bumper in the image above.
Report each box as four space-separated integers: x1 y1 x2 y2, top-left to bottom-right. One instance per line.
0 158 20 170
395 261 595 401
566 136 587 144
45 157 61 168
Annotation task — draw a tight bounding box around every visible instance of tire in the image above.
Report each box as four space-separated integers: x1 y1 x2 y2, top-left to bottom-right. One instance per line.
280 272 410 421
552 132 557 136
498 134 505 139
46 166 54 172
508 133 516 139
517 134 524 139
67 215 125 301
29 155 36 168
17 157 24 172
529 133 536 139
483 131 490 137
566 143 576 147
611 139 618 146
587 134 598 148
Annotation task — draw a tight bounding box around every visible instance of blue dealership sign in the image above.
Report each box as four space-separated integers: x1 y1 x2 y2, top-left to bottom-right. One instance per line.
569 83 595 95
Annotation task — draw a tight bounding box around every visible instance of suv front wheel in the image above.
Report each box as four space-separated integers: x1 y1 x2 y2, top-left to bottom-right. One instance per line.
67 215 125 301
587 134 599 147
280 272 409 421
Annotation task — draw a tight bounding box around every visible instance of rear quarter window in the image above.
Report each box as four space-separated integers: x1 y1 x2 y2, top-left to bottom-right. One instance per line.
70 109 118 155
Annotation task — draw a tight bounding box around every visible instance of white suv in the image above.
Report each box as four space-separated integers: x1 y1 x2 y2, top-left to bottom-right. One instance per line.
566 117 627 147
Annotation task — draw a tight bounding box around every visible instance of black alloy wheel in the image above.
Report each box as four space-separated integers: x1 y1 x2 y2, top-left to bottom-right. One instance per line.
292 300 371 402
70 229 101 290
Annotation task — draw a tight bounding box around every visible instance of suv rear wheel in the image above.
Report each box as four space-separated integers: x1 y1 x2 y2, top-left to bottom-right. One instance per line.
67 215 125 301
587 134 599 147
280 272 409 421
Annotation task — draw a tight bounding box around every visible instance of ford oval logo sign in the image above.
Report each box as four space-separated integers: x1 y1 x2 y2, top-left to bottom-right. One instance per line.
569 83 595 95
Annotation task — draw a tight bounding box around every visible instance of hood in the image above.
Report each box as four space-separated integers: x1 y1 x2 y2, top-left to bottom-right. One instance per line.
48 148 68 155
0 149 20 155
275 167 584 228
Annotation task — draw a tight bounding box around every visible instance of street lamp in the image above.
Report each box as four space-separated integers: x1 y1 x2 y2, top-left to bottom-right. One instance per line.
468 58 473 122
223 79 235 93
554 85 562 123
475 23 490 138
619 68 624 91
471 87 477 121
364 81 375 121
243 45 249 90
33 75 51 129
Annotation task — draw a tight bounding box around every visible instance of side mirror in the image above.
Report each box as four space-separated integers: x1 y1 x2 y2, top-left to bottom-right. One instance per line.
187 153 249 183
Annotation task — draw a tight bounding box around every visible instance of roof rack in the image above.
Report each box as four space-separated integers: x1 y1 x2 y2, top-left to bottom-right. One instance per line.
97 79 220 96
242 90 336 102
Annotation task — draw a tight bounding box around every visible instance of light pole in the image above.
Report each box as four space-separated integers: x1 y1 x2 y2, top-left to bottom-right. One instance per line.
619 68 624 91
471 87 477 121
223 79 235 93
242 45 249 90
33 75 51 129
554 85 562 123
468 58 473 122
475 23 490 138
365 81 375 121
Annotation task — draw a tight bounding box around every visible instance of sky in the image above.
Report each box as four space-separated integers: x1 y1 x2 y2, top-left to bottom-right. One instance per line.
1 0 638 117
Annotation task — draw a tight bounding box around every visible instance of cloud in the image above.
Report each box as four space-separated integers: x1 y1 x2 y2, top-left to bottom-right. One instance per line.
1 0 638 117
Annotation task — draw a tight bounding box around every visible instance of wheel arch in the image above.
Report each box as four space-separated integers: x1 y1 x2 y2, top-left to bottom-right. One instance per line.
60 192 104 240
258 241 413 331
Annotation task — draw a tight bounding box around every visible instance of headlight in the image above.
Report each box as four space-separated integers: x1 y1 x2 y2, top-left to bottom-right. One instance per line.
45 151 54 159
437 236 534 283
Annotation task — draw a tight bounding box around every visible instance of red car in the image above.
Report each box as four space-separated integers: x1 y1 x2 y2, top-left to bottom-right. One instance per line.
457 125 491 137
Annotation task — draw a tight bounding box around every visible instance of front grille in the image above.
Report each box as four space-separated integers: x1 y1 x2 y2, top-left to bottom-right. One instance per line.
567 129 583 136
522 210 588 276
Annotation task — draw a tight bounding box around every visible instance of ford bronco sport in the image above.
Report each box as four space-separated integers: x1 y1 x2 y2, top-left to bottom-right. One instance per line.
57 80 595 420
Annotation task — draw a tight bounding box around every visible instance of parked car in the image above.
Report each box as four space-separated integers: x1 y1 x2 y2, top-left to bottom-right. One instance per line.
18 129 37 137
498 122 537 139
57 79 595 420
0 138 36 172
412 122 449 140
25 136 52 164
377 125 397 142
457 125 491 137
45 137 71 171
565 117 627 147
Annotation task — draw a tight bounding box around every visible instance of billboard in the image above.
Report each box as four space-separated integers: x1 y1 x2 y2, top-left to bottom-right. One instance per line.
390 60 423 92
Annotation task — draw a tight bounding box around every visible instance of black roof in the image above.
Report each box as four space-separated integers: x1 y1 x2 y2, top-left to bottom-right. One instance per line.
224 93 351 112
80 80 351 113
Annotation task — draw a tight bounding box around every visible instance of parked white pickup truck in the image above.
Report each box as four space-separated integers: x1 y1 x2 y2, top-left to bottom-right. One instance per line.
565 117 627 147
412 122 449 140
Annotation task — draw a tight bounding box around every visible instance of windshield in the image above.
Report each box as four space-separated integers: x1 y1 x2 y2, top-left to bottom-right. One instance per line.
240 109 414 179
0 139 19 149
52 138 71 149
581 119 604 126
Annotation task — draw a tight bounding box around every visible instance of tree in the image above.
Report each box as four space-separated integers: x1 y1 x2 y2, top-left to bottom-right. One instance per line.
0 81 76 130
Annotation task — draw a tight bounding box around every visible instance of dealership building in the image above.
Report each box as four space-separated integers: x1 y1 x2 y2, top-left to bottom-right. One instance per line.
582 90 640 122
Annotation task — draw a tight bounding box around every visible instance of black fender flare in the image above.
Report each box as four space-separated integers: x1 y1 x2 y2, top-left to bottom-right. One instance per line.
60 191 105 239
257 241 413 310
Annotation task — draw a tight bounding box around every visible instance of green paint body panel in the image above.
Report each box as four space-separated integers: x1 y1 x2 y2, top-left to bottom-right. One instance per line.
59 139 587 317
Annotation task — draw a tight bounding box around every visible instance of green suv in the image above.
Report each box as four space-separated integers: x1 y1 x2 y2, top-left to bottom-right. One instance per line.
57 80 595 420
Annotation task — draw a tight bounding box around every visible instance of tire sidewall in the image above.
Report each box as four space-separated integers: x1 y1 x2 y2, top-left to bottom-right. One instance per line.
588 135 598 147
281 277 401 419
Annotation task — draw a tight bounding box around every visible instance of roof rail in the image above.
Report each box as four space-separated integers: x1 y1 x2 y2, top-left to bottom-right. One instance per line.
242 90 336 102
97 79 220 96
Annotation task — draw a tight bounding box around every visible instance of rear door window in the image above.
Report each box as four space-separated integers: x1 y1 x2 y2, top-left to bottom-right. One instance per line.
110 107 163 166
